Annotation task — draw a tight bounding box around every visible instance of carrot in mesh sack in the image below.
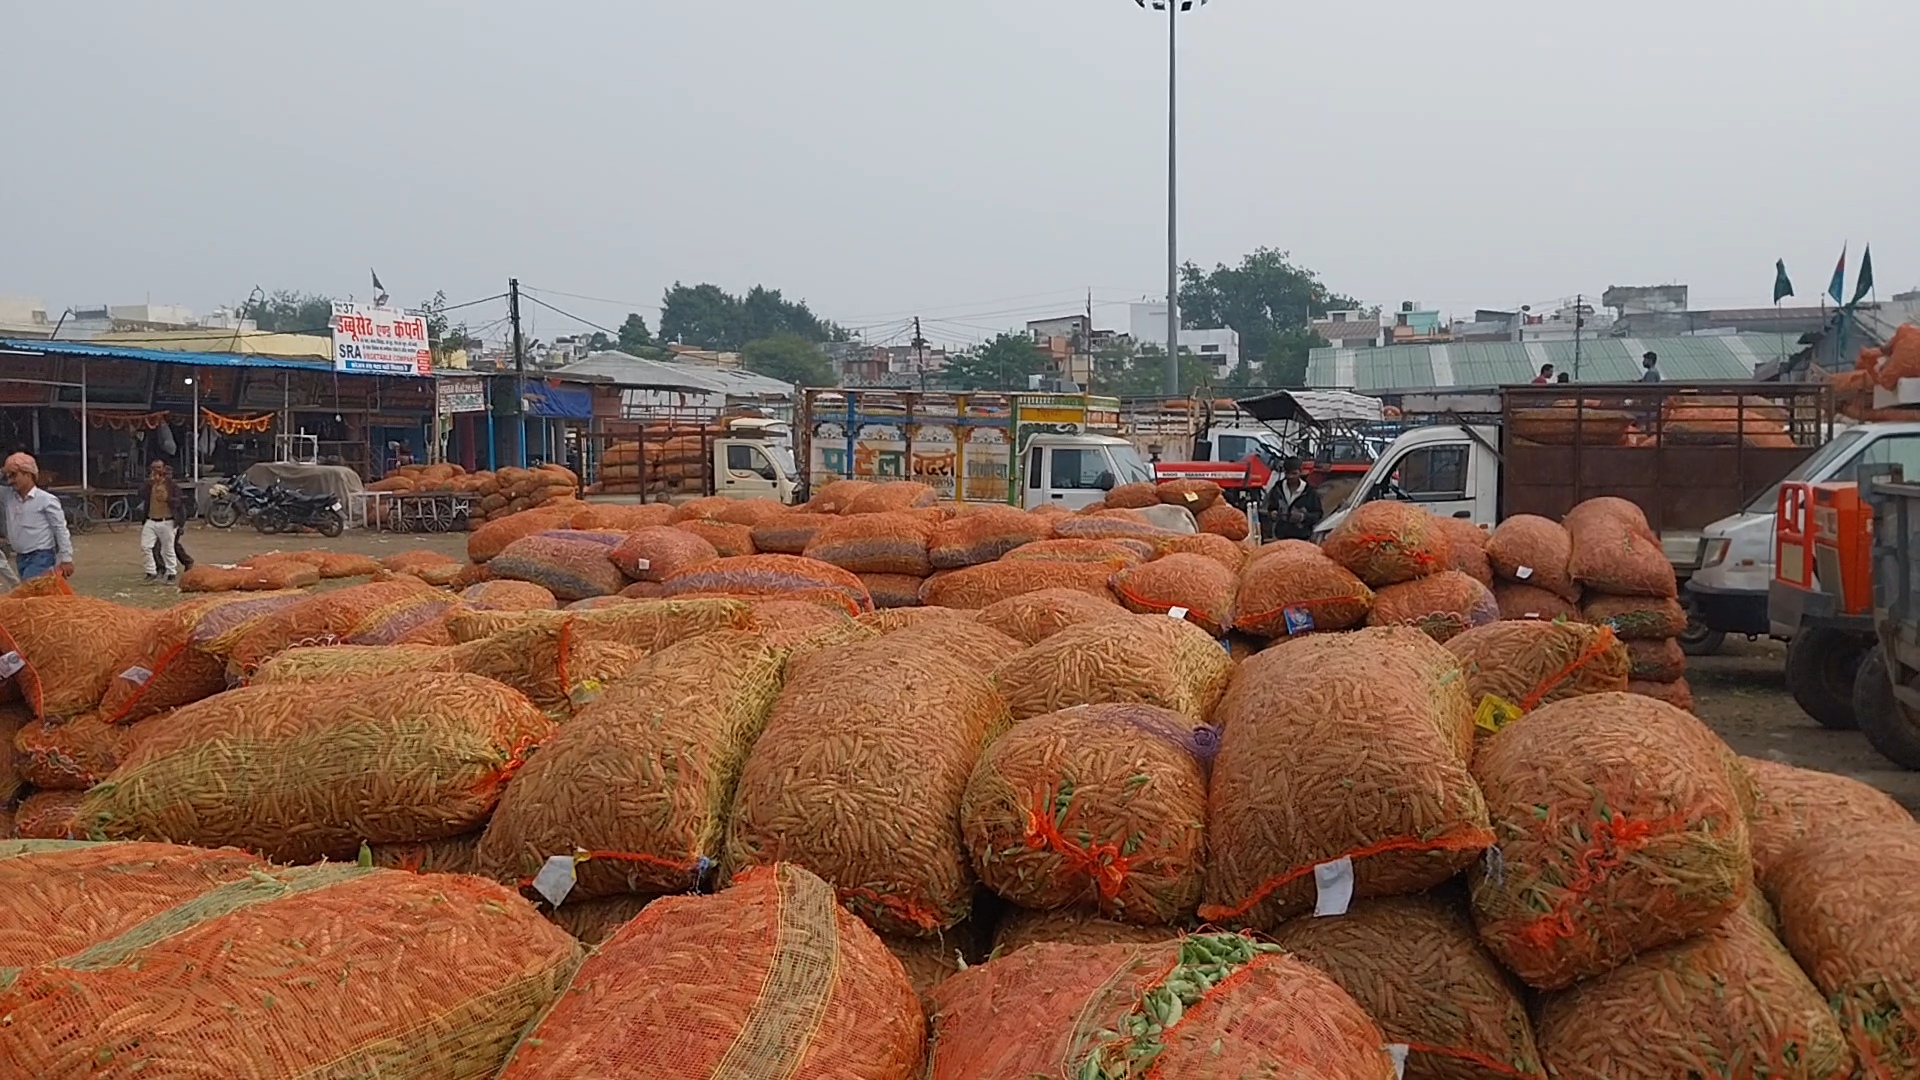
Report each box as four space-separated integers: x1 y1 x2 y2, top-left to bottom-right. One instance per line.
1110 552 1236 637
1566 499 1677 598
1001 537 1149 568
12 710 154 790
1533 900 1852 1080
477 632 785 900
1203 629 1489 929
1103 481 1160 509
1196 500 1251 540
1763 826 1920 1076
1323 499 1453 587
1469 692 1753 990
859 572 925 609
467 504 578 562
247 643 468 685
806 477 875 513
10 790 86 840
990 906 1184 956
1485 514 1579 601
1583 594 1688 639
0 841 267 980
1629 676 1695 712
1052 514 1179 543
857 605 975 634
1151 530 1249 572
927 934 1397 1079
1232 546 1373 638
5 571 74 599
961 703 1212 925
1743 757 1918 880
749 510 840 554
1445 620 1630 722
994 614 1234 724
0 596 159 719
102 588 300 721
1271 894 1546 1080
497 863 926 1079
608 525 717 581
78 672 554 864
1493 582 1583 623
660 553 872 614
845 479 938 514
367 833 482 876
463 578 558 611
490 532 628 601
886 929 970 1006
974 587 1128 645
711 497 790 527
1367 569 1500 642
805 510 936 576
920 559 1116 609
223 578 457 679
1156 478 1222 511
727 637 1010 936
456 598 757 710
929 506 1052 569
676 518 758 557
0 865 581 1079
1625 636 1687 682
0 705 23 806
544 893 652 945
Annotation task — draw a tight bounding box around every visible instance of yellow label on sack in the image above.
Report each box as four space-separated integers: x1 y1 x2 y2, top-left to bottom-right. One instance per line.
1184 492 1198 503
1474 694 1522 734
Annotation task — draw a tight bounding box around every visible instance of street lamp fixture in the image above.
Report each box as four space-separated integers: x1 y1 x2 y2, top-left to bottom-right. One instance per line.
1135 0 1207 395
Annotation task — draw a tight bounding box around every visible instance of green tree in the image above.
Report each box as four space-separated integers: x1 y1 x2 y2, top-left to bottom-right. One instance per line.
659 282 845 351
1178 248 1359 387
616 313 653 354
1092 342 1217 398
240 289 335 333
416 290 481 354
940 333 1050 390
741 333 836 388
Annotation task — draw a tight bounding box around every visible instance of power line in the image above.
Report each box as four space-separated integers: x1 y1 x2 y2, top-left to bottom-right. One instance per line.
517 292 624 339
516 285 662 313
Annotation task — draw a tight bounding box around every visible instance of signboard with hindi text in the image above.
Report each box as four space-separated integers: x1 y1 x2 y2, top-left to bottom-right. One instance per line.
437 376 486 414
331 301 431 376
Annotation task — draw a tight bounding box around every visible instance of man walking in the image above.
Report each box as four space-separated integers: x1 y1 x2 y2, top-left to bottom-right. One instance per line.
1261 457 1323 542
138 460 184 583
2 453 74 581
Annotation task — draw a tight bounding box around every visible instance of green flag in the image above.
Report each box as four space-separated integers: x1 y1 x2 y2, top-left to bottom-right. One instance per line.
1773 260 1794 303
1851 245 1874 306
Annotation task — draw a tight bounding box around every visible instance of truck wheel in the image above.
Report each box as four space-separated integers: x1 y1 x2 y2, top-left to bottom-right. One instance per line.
1784 627 1868 731
1678 614 1726 658
1855 647 1920 769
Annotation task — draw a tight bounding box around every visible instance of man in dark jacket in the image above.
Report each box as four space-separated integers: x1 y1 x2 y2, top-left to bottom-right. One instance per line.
137 460 188 583
1261 458 1323 542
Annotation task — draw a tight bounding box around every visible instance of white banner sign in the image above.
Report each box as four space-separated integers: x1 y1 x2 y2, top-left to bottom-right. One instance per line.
332 301 431 377
437 376 486 414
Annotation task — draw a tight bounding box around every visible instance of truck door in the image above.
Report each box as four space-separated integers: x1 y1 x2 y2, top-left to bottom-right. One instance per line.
1376 442 1481 523
717 440 781 500
1023 444 1109 510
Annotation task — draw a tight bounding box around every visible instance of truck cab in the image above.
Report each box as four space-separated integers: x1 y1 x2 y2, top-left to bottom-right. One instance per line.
712 418 801 503
1314 424 1499 539
1022 434 1157 511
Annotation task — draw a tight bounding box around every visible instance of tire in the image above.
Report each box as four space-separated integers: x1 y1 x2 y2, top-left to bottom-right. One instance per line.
313 509 344 539
1855 647 1920 769
1678 613 1726 658
254 511 285 536
1785 627 1869 731
206 499 238 530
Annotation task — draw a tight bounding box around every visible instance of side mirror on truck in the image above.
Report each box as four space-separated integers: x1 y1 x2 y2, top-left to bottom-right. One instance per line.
1096 471 1116 492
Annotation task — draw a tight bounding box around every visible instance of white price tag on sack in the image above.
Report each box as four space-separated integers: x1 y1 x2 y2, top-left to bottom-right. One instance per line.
1313 856 1355 917
120 665 153 687
1166 607 1190 621
1387 1044 1409 1078
1515 565 1534 580
0 652 23 680
532 855 578 908
632 558 650 571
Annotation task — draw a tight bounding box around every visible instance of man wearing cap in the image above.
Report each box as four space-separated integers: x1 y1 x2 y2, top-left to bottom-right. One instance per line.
2 454 74 581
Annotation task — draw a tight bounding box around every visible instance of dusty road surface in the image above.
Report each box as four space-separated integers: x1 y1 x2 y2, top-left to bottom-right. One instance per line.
43 524 1920 808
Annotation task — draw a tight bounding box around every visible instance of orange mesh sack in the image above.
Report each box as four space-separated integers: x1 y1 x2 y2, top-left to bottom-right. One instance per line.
467 504 577 562
1630 676 1695 712
1110 552 1237 637
1051 515 1178 543
1485 515 1579 601
1764 827 1920 1076
962 704 1211 925
477 632 784 900
78 673 554 863
989 907 1183 955
491 532 627 600
845 479 938 514
0 705 23 805
544 894 651 945
886 931 969 1005
750 511 839 554
805 511 936 576
1744 757 1917 879
380 549 461 574
1469 692 1753 990
1368 569 1501 642
662 553 872 614
920 560 1115 609
568 502 676 530
609 525 718 581
224 579 455 679
1566 502 1677 598
1233 547 1374 637
1202 629 1489 929
1430 514 1494 584
676 519 758 556
12 711 148 790
669 495 734 522
368 833 481 875
713 498 790 527
1323 500 1452 587
1271 894 1546 1080
456 599 757 710
1445 620 1630 716
462 578 558 611
1493 583 1583 623
101 591 316 721
1152 531 1249 573
247 644 467 686
1584 594 1688 640
856 606 975 635
0 866 581 1078
726 638 1010 935
805 478 874 514
929 507 1052 569
1535 902 1852 1080
497 863 925 1079
1197 500 1252 540
859 573 925 609
11 791 85 840
1157 478 1222 511
0 597 158 719
1102 481 1160 509
927 935 1397 1080
1000 537 1148 568
993 614 1234 724
1626 637 1687 682
5 572 73 599
973 587 1128 645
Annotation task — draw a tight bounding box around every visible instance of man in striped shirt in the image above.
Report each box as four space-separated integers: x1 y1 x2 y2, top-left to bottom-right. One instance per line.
2 453 74 581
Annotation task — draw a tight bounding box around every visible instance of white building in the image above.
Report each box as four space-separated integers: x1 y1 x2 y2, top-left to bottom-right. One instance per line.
1127 302 1242 370
0 297 55 338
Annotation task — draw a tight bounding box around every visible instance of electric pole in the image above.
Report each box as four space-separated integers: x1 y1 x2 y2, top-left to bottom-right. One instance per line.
1572 293 1584 382
509 278 526 467
912 317 929 392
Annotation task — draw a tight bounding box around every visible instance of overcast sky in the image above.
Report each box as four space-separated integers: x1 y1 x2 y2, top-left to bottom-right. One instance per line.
5 0 1914 347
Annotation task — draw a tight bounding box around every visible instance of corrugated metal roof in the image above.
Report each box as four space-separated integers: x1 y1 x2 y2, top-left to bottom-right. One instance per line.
0 337 356 374
551 351 795 399
1305 334 1802 393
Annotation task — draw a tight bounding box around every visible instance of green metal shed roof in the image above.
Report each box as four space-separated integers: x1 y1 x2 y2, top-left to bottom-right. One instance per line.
1305 334 1800 393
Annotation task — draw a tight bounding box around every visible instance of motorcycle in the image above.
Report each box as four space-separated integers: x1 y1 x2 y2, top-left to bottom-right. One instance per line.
203 475 273 530
253 485 345 538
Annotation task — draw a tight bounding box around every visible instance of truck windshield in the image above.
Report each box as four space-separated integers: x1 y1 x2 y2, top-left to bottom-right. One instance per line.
1107 444 1155 485
1741 429 1864 513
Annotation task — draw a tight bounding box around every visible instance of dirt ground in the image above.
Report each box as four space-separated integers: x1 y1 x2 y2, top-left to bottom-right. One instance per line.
47 522 1920 808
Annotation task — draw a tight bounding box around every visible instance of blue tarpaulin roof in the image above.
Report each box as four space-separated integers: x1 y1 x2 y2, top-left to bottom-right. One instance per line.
521 380 592 419
0 337 412 375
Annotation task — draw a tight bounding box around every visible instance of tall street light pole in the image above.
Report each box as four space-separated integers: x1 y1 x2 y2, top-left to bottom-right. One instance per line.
1138 0 1206 395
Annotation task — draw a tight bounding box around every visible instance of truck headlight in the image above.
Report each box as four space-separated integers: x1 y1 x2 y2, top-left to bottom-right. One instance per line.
1701 538 1731 568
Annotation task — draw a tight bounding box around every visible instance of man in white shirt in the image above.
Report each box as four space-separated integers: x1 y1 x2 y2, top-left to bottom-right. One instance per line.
2 453 75 581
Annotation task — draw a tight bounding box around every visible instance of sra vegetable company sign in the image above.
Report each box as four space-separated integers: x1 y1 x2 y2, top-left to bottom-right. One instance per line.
331 301 431 376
